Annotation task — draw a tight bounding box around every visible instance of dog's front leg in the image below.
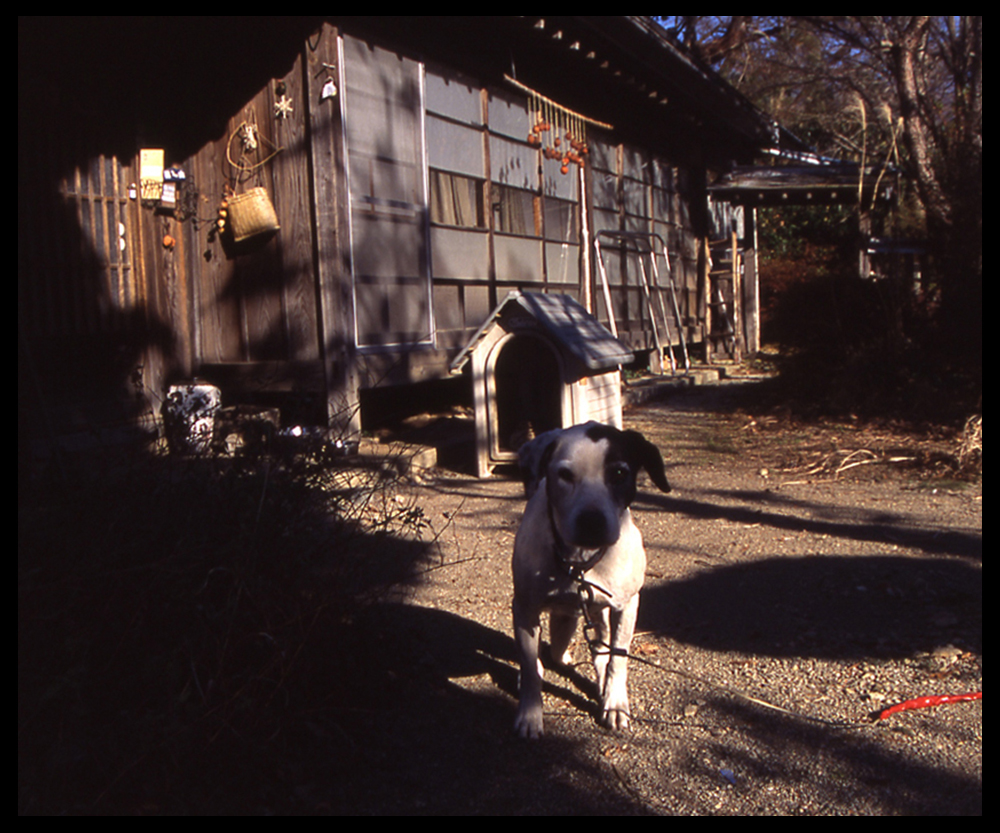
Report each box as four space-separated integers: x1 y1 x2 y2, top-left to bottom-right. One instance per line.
598 594 639 730
548 609 580 666
590 606 613 696
512 598 545 738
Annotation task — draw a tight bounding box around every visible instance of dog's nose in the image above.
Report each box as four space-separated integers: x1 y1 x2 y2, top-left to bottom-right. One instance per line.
573 509 614 548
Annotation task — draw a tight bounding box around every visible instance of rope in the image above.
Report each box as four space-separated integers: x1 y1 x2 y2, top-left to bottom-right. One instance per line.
225 115 283 182
504 74 614 130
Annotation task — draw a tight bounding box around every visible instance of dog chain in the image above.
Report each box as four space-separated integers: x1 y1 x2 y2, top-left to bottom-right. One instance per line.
567 570 881 729
567 568 629 662
562 558 923 729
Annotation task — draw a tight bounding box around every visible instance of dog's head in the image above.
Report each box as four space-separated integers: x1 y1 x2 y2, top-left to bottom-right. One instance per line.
519 422 670 550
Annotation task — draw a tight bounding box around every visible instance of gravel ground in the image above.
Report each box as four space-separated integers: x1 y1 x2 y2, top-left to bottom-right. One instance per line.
313 381 982 815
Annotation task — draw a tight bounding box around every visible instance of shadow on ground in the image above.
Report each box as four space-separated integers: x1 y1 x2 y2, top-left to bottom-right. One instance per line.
302 602 652 815
638 553 981 660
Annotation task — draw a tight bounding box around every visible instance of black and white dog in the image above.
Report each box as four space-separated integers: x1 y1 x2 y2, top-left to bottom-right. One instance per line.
512 422 670 738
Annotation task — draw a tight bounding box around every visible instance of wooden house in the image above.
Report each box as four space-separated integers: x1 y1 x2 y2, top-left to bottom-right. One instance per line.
19 17 785 455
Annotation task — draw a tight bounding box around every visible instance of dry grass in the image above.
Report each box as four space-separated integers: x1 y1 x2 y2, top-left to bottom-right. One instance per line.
18 442 434 814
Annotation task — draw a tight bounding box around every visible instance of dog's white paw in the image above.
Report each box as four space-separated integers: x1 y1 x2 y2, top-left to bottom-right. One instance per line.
601 686 632 731
556 646 575 666
514 702 545 739
601 706 631 731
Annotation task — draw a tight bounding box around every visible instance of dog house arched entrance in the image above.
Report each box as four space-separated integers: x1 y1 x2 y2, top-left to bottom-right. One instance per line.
489 331 564 458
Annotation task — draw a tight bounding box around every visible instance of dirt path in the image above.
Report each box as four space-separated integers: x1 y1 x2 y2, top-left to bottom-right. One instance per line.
314 381 981 814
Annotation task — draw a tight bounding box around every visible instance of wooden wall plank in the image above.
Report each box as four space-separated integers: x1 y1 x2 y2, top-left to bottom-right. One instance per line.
271 51 321 362
306 23 360 431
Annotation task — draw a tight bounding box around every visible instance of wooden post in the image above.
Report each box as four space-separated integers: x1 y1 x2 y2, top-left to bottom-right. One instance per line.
306 24 361 436
701 237 712 363
731 229 742 362
743 206 760 356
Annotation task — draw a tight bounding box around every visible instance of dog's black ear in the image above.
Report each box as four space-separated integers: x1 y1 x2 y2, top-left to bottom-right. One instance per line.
583 423 671 493
517 428 563 498
622 430 671 493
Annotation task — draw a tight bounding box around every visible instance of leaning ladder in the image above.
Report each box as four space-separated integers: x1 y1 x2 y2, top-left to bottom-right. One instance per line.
593 231 689 374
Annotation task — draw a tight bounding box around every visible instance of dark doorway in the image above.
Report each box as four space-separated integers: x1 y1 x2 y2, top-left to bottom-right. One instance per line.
493 334 562 452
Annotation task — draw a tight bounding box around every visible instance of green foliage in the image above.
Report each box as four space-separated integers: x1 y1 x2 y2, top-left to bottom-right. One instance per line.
759 204 855 261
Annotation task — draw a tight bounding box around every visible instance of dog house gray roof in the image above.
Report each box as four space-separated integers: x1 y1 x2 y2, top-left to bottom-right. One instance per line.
450 291 633 374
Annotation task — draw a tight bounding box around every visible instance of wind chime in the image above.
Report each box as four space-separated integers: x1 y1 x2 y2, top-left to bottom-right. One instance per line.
507 75 612 176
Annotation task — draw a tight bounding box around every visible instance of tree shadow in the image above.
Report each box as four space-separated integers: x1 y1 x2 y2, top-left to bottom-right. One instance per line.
639 552 980 660
295 601 651 815
17 448 654 815
636 480 980 659
685 695 982 815
638 488 982 560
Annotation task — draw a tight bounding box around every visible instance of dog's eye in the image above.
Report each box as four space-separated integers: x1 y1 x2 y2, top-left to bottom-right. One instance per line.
607 463 630 485
556 467 575 485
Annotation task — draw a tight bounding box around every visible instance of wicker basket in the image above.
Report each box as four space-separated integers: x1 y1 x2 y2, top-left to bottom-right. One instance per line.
227 187 280 242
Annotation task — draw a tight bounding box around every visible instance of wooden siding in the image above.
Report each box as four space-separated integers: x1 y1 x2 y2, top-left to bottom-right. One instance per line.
21 19 742 438
187 54 319 366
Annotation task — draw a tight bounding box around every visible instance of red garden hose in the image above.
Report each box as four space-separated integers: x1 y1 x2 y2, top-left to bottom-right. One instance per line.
878 691 982 720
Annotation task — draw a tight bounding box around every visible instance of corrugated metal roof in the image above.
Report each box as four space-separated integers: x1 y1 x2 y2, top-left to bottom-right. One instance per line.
709 164 896 206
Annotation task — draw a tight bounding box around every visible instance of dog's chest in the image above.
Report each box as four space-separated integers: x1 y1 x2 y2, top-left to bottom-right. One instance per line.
538 543 643 612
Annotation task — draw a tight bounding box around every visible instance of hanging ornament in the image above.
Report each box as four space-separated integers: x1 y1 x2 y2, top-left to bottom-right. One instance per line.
274 94 294 119
517 77 607 175
226 110 283 183
239 121 259 153
217 197 229 233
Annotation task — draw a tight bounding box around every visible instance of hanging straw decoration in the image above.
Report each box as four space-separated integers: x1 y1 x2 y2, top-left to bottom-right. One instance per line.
225 109 283 184
506 75 612 175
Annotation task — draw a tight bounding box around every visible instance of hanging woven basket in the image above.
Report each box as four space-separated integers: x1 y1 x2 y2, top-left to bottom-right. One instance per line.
227 187 280 242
